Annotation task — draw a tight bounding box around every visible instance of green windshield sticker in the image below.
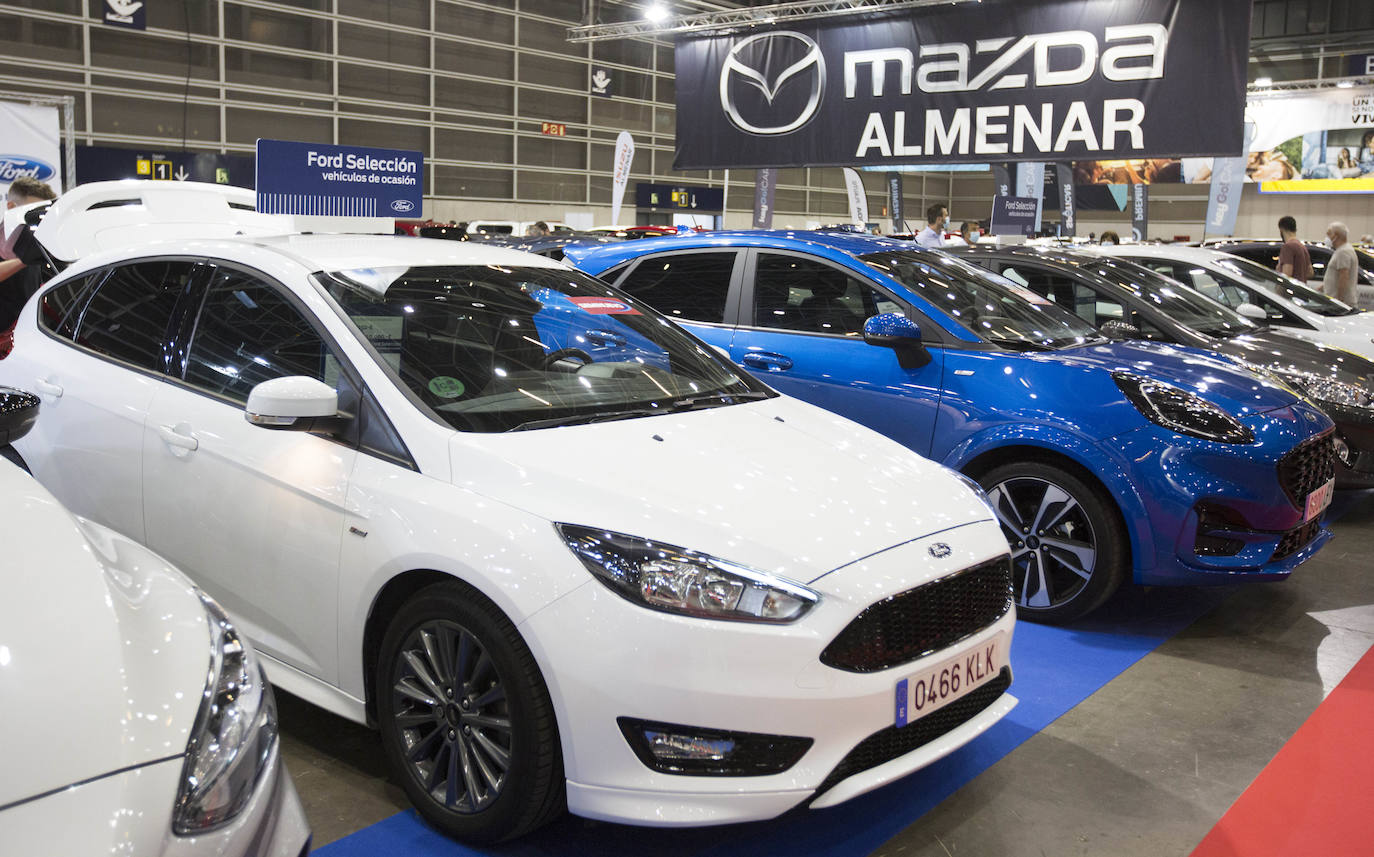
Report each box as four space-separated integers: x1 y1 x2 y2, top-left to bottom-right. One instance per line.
428 376 466 398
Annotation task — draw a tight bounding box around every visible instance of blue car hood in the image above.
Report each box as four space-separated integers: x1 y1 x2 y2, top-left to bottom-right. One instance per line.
1037 339 1302 418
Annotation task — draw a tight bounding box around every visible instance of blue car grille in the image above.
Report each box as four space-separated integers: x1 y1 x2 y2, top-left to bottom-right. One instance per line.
1277 431 1335 508
820 556 1013 674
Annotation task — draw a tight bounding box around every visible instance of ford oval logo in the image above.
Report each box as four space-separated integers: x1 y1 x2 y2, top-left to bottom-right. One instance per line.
391 199 415 213
0 155 56 183
928 543 952 559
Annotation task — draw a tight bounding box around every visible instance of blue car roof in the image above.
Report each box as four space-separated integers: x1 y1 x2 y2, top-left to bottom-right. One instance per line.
564 229 932 272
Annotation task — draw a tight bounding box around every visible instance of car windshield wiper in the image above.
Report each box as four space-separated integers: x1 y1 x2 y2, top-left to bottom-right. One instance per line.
668 391 772 411
985 336 1055 352
506 408 664 432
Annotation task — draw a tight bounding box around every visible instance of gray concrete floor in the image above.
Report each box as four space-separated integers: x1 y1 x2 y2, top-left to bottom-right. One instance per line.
278 490 1374 853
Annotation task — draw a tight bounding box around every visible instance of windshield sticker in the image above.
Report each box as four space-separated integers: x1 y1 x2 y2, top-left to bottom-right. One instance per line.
428 376 466 398
567 296 641 315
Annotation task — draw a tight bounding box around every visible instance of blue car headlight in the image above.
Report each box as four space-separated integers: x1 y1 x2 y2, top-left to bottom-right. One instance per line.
1113 372 1254 444
557 524 818 623
173 593 277 834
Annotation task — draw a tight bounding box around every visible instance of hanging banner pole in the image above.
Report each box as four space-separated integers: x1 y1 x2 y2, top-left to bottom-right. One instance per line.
753 168 777 229
886 172 905 232
611 131 635 225
1203 123 1255 240
1055 164 1076 237
1130 183 1149 242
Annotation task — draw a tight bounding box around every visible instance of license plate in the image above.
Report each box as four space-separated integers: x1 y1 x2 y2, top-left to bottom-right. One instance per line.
1304 477 1335 522
894 632 1009 728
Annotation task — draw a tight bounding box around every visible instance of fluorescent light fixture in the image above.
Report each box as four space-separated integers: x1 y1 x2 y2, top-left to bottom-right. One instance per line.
644 2 669 22
1255 76 1273 86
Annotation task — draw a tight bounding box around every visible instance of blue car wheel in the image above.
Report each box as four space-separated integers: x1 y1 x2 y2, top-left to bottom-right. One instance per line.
980 461 1127 624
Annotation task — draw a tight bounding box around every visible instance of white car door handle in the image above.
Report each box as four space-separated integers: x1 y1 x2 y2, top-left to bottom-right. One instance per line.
34 379 63 398
156 424 199 452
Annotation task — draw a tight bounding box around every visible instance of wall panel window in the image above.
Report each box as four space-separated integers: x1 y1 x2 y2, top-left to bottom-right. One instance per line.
591 99 652 133
433 165 513 199
90 30 218 79
520 0 582 21
520 136 586 170
520 87 587 125
434 79 515 115
435 5 514 43
435 129 515 164
93 95 220 142
340 0 429 30
225 48 332 93
518 18 575 52
0 13 83 63
226 107 332 146
518 53 587 88
338 64 430 105
338 119 429 157
592 40 654 69
517 170 585 202
338 24 430 68
225 4 331 52
434 41 514 78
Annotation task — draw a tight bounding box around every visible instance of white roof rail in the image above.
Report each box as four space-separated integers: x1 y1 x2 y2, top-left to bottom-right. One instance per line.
33 180 294 262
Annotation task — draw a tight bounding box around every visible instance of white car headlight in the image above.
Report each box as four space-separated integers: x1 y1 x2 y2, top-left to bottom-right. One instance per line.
557 524 819 623
173 594 277 834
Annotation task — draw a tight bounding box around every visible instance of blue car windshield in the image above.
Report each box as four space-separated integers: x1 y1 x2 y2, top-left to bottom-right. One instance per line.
319 265 771 432
859 251 1102 349
1213 256 1359 317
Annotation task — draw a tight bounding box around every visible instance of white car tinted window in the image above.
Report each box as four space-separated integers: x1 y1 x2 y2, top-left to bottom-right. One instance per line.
77 260 197 372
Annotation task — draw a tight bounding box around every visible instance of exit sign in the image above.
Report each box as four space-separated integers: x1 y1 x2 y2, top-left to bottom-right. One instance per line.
541 122 567 137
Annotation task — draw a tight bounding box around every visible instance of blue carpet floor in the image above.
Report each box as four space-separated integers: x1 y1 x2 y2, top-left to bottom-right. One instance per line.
321 581 1230 857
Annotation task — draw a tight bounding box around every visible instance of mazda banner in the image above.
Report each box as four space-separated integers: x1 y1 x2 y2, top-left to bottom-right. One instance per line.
674 0 1251 169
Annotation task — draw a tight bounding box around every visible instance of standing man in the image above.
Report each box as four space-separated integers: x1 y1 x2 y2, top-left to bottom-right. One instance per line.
915 204 947 248
1 177 59 356
1276 215 1313 282
1322 221 1359 306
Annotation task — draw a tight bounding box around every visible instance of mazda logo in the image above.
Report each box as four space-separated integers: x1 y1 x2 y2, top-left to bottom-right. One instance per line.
719 31 825 136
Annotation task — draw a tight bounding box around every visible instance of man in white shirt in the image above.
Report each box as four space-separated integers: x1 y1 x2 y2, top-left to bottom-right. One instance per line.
915 203 948 248
1322 221 1359 307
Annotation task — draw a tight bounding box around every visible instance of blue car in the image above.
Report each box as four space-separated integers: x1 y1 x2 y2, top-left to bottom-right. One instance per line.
567 232 1338 623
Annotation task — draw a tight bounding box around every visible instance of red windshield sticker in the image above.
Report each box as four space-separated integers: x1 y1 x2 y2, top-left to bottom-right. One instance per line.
567 296 641 315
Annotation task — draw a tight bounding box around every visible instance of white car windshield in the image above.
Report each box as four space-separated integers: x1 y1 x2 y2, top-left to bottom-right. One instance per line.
1214 257 1360 317
320 265 771 432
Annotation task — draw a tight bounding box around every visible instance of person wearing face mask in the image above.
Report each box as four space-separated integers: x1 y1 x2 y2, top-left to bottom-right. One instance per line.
1099 230 1121 246
1321 221 1358 306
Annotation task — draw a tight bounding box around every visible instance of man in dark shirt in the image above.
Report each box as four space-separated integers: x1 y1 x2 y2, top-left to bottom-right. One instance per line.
1 177 59 356
1276 215 1313 282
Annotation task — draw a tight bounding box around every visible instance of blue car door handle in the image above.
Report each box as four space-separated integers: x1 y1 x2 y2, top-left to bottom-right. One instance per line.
742 351 794 372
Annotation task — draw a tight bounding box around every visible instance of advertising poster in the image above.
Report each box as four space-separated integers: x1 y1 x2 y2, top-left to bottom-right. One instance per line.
1055 163 1076 237
1131 182 1148 241
255 139 422 216
0 101 62 195
842 167 868 225
611 131 634 224
990 195 1039 236
1072 84 1374 202
753 167 777 228
674 0 1250 169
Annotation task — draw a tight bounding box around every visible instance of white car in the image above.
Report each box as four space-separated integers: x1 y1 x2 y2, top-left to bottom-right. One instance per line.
0 387 310 856
2 181 1017 842
1094 244 1374 361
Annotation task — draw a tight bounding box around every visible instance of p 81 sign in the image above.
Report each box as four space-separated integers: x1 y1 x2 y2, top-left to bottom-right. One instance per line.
541 122 568 137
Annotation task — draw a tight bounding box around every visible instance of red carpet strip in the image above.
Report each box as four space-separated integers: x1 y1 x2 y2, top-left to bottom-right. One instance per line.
1190 643 1374 857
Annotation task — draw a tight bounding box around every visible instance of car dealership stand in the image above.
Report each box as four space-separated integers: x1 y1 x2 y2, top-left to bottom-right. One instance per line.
276 490 1374 857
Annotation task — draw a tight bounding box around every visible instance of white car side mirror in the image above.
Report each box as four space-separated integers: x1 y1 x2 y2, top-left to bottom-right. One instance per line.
1236 302 1268 320
245 376 339 429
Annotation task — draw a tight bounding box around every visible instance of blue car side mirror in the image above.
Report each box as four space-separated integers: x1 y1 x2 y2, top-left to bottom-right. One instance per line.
863 313 930 369
863 312 922 346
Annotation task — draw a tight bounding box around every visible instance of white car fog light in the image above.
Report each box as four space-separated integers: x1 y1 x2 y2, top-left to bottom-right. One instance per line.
617 717 813 776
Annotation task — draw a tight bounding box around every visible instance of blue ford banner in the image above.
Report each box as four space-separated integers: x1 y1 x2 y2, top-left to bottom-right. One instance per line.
990 195 1039 237
255 139 422 217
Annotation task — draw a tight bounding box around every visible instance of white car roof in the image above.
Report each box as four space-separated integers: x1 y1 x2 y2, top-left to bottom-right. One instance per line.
59 232 570 282
1095 244 1241 265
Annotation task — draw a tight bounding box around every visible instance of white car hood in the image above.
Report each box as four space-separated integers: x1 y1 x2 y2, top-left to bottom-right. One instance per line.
0 464 208 807
450 396 994 586
1321 313 1374 336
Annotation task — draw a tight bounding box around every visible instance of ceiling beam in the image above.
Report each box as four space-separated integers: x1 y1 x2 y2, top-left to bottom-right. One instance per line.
567 0 983 43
